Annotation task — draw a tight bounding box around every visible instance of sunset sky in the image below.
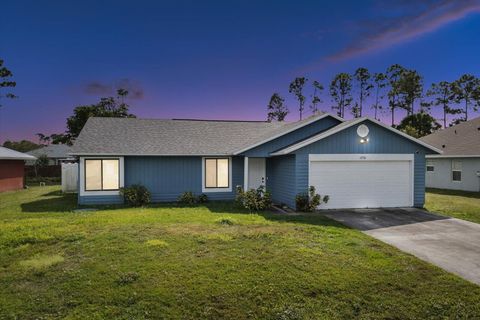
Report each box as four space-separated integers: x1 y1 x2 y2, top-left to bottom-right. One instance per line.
1 0 480 143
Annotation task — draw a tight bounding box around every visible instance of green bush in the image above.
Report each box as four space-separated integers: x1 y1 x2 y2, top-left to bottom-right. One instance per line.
120 185 151 207
177 191 197 205
197 193 209 203
235 185 272 212
295 186 329 212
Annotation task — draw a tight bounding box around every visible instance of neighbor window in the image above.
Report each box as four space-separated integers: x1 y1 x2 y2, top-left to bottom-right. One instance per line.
426 160 435 172
204 158 229 188
85 159 119 191
452 160 462 182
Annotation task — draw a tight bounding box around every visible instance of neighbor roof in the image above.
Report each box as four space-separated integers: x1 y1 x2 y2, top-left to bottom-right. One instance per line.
271 117 443 155
27 144 72 159
0 147 37 160
71 113 339 156
421 117 480 157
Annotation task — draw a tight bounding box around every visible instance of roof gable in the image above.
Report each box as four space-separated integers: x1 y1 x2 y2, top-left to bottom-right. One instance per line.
420 117 480 156
271 117 442 155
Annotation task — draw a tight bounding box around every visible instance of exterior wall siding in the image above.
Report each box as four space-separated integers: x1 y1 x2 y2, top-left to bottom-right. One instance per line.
242 117 340 157
266 155 296 208
293 120 433 207
124 156 244 202
0 160 25 193
426 158 480 192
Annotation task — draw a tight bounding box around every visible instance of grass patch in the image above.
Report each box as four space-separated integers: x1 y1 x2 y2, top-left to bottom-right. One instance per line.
426 188 480 224
145 239 168 247
1 186 480 319
19 254 64 270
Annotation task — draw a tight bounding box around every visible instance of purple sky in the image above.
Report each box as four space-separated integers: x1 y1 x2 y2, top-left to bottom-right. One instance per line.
1 0 480 143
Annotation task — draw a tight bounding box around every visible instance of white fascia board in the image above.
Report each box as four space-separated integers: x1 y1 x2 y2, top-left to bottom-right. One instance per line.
271 117 443 156
232 113 344 155
426 154 480 158
309 154 414 162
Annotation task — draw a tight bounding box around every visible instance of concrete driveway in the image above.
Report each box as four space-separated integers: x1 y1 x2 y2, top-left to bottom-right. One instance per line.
322 208 480 285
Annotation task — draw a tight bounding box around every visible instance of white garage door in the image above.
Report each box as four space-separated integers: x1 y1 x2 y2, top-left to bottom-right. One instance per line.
309 155 413 209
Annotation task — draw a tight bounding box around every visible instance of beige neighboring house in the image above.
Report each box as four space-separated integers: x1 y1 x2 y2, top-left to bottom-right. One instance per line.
421 117 480 192
26 144 73 165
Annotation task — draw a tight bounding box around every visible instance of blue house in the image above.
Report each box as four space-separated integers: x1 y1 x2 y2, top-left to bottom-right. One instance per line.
71 112 441 209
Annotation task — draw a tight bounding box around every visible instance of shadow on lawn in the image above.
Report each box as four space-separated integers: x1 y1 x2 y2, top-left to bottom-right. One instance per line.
21 192 77 212
203 202 347 228
427 188 480 199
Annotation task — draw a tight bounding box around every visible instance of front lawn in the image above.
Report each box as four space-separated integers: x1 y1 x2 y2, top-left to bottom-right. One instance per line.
426 188 480 224
1 187 479 319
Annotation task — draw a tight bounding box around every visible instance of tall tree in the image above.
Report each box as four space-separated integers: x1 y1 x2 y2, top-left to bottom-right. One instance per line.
386 64 406 126
55 89 136 145
426 81 461 128
266 93 289 122
35 133 50 145
310 80 324 114
329 73 352 118
398 69 423 115
451 74 480 121
353 67 373 118
396 112 441 138
372 73 387 120
0 59 17 108
289 77 307 120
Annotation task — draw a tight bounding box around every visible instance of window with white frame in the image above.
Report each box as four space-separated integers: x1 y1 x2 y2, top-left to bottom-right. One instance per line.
452 160 462 182
85 159 120 191
426 160 435 172
204 158 229 188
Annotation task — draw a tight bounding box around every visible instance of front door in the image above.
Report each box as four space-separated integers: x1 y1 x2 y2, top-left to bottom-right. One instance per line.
248 158 266 190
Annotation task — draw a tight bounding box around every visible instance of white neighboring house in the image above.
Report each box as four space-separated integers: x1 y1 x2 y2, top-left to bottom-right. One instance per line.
26 144 73 165
421 117 480 192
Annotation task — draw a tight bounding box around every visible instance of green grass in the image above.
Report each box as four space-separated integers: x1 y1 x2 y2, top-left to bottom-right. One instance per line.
426 188 480 224
1 186 479 319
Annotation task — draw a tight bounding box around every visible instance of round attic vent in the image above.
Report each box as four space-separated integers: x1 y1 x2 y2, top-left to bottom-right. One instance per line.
357 124 369 138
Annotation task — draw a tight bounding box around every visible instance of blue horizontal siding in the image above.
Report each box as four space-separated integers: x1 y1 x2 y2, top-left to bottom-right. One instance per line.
242 116 340 157
266 155 296 208
124 156 244 202
293 119 431 207
79 195 123 205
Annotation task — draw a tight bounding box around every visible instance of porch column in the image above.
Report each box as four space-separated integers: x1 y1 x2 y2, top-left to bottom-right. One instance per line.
244 157 249 191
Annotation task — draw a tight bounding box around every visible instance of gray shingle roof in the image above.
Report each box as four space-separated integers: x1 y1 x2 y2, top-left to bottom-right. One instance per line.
420 117 480 156
0 147 37 160
71 113 335 156
27 144 72 159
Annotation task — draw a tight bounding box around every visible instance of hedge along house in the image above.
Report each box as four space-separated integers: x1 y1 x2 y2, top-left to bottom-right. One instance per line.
70 112 441 209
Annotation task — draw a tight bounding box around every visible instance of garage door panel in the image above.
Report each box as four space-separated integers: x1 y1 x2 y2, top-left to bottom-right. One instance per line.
310 160 412 209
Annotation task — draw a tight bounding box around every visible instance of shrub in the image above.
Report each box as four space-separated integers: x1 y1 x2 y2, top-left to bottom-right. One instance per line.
178 191 197 205
120 185 151 207
198 193 209 203
295 186 329 212
235 185 272 212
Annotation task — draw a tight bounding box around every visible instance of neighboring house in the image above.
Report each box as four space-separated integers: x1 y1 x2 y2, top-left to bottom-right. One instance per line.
421 117 480 192
0 147 36 192
26 144 73 165
71 113 441 209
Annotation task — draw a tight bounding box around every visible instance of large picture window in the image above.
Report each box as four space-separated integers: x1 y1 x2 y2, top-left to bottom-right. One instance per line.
204 158 229 188
85 159 120 191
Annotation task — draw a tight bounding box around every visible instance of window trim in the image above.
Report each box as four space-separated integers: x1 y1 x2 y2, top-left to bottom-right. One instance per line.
202 157 232 193
79 156 124 196
84 158 121 192
426 160 435 173
451 160 462 182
